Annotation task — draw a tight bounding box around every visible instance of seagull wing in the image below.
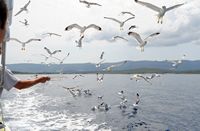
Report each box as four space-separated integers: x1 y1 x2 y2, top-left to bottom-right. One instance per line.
9 38 23 43
128 32 143 44
135 0 161 12
104 17 121 24
44 47 52 55
65 24 82 31
15 9 24 16
121 11 135 17
90 2 102 6
114 36 128 41
166 3 184 12
86 24 101 30
123 17 135 23
138 75 152 84
79 0 89 4
24 0 31 8
144 32 160 41
25 38 41 44
52 50 61 55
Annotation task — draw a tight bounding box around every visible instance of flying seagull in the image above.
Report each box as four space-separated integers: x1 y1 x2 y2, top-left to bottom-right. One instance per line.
65 24 101 37
135 0 184 24
9 38 41 50
121 11 135 17
100 51 104 59
128 31 160 52
19 19 29 26
104 16 134 30
44 47 61 57
79 0 102 8
75 35 84 48
130 74 152 84
103 61 127 72
42 32 62 37
96 59 105 68
15 0 31 16
111 36 128 42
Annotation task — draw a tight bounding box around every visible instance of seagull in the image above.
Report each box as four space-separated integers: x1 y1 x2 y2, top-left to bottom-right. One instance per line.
96 73 104 82
75 35 84 48
135 0 184 24
133 93 140 108
130 74 152 84
103 61 127 72
19 19 29 26
128 31 160 52
79 0 102 8
167 54 186 68
42 32 62 37
44 47 61 57
72 74 85 79
121 11 135 17
40 54 49 61
9 38 41 50
51 53 70 64
65 24 101 37
104 16 134 30
111 36 128 42
15 0 31 16
96 59 105 68
129 25 138 30
100 51 104 59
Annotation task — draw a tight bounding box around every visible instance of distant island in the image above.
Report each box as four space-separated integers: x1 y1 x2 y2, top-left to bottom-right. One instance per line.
7 60 200 74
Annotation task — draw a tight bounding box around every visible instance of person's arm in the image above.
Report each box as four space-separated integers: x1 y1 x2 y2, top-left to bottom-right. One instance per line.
14 76 50 90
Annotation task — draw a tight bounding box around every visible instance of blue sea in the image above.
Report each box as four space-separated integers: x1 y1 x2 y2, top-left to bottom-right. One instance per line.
1 74 200 131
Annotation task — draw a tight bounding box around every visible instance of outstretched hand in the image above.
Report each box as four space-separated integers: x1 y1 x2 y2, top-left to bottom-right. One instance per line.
38 76 51 83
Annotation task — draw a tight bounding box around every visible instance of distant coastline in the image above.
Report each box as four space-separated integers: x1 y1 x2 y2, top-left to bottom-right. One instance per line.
8 60 200 74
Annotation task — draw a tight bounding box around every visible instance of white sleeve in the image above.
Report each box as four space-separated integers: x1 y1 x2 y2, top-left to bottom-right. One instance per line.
3 68 19 91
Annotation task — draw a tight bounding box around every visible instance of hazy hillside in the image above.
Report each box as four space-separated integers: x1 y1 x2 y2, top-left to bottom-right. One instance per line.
6 60 200 74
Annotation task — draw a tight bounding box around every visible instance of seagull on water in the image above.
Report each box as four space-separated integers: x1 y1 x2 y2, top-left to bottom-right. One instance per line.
128 31 160 52
44 47 61 57
104 16 134 30
15 0 31 16
79 0 102 8
19 19 29 26
9 38 41 50
135 0 185 24
65 24 101 37
133 93 140 108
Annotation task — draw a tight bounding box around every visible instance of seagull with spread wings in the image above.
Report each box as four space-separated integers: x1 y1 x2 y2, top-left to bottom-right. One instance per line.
65 24 101 37
19 19 29 26
79 0 102 8
103 61 127 72
44 47 61 57
111 36 128 42
42 32 62 37
104 16 134 30
135 0 184 24
121 11 135 17
128 31 160 52
9 38 41 50
15 0 31 16
130 74 152 84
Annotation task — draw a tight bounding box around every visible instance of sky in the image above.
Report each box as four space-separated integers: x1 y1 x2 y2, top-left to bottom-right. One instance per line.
4 0 200 64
